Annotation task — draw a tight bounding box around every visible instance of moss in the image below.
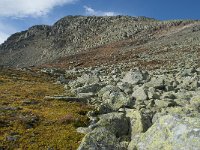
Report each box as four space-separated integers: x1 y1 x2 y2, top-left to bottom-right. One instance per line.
0 68 93 149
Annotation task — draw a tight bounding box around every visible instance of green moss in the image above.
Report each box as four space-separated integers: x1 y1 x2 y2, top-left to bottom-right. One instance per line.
0 68 93 150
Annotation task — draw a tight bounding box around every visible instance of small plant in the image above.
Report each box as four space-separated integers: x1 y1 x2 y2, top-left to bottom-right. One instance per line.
59 113 76 124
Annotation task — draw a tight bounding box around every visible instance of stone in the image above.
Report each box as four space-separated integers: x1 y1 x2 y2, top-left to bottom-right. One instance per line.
125 110 151 136
190 96 200 111
77 127 92 134
154 99 177 109
98 85 134 112
181 68 196 76
77 127 125 150
196 67 200 75
145 76 165 90
56 75 69 84
44 96 87 103
74 83 104 94
178 76 199 90
122 69 145 85
96 103 113 114
161 92 176 99
175 90 194 101
6 134 20 142
136 115 200 150
96 112 129 137
77 92 95 98
117 82 133 95
76 74 100 85
147 87 161 99
132 86 148 101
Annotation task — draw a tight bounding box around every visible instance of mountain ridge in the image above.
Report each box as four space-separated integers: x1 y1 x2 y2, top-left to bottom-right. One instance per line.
0 16 199 68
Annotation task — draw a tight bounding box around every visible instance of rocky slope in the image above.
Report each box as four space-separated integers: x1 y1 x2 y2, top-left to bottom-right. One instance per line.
0 16 199 68
1 15 200 150
42 65 200 150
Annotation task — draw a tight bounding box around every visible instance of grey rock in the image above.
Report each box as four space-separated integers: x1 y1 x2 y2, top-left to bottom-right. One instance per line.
78 127 125 150
136 115 200 150
154 99 177 109
96 112 129 137
190 95 200 111
132 86 148 101
117 82 133 95
77 74 100 85
44 96 87 103
77 127 92 134
77 92 95 99
75 83 104 94
145 76 165 90
56 75 69 84
181 68 196 76
125 109 151 136
98 85 134 112
122 69 146 85
161 92 176 99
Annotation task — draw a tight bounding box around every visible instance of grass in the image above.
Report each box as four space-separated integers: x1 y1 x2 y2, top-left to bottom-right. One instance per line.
0 68 92 150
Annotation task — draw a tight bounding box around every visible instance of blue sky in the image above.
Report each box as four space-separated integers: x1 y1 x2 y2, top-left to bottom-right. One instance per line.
0 0 200 44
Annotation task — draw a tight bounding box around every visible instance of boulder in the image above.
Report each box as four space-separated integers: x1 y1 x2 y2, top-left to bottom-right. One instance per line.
190 96 200 111
117 82 133 95
154 99 177 109
122 69 146 85
135 115 200 150
96 112 129 137
132 86 148 101
145 76 165 90
98 85 134 112
147 87 161 100
78 127 126 150
178 76 199 90
74 83 104 94
77 74 100 85
125 109 151 136
161 92 176 99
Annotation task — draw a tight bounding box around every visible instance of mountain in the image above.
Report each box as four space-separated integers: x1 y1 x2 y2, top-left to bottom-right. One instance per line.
0 16 199 68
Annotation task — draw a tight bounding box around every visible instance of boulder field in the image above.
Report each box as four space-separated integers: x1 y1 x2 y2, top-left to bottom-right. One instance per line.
43 64 200 150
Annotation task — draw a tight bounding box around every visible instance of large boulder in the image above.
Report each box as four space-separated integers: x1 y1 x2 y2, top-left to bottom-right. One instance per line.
96 112 129 137
122 69 148 85
134 115 200 150
74 83 104 94
144 76 165 90
76 73 100 85
78 127 125 150
125 109 151 136
78 113 129 150
98 85 134 112
132 86 148 101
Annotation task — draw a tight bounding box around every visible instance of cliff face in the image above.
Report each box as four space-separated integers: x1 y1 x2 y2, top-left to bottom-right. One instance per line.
0 16 200 67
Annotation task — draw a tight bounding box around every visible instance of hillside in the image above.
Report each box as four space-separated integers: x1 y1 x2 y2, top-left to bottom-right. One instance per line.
0 16 199 68
0 16 200 150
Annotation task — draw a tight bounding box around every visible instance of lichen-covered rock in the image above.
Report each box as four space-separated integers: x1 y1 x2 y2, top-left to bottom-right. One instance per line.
98 85 134 112
125 109 151 136
76 74 100 85
78 127 125 150
122 69 146 85
96 112 129 137
132 86 148 101
74 83 104 94
190 95 200 111
144 76 165 90
154 99 177 109
135 115 200 150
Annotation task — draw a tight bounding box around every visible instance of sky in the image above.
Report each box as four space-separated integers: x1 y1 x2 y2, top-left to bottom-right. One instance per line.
0 0 200 44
